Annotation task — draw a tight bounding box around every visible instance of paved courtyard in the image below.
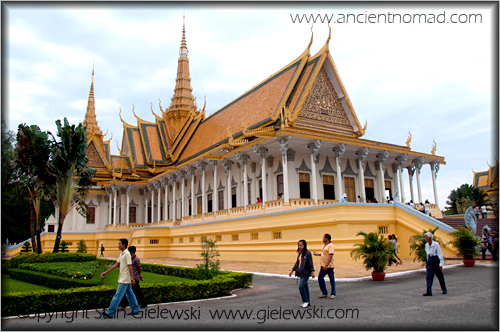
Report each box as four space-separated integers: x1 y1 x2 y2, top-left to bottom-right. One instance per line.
2 263 498 330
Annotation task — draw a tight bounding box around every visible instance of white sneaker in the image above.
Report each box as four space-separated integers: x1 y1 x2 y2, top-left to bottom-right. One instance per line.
301 302 310 308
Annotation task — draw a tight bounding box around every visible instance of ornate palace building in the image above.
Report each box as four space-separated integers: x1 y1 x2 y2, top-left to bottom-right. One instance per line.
38 21 455 262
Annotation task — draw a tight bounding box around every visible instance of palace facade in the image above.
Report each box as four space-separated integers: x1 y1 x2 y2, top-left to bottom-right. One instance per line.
36 22 455 262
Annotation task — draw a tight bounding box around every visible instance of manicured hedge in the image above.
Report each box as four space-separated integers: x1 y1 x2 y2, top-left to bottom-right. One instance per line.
2 273 248 317
7 263 107 289
8 252 96 269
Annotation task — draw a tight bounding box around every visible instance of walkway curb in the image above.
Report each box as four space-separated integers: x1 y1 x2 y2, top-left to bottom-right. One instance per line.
226 263 470 282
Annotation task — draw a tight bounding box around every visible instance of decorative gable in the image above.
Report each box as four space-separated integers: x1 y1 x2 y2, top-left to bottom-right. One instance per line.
294 66 355 136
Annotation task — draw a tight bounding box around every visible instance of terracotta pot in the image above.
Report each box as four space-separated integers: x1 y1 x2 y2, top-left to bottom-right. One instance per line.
463 259 475 267
371 271 385 281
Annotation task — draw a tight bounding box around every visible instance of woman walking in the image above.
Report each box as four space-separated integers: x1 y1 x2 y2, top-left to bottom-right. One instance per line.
389 234 403 265
289 239 315 308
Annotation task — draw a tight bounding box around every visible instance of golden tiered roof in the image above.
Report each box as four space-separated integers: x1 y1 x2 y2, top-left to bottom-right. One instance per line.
84 23 445 188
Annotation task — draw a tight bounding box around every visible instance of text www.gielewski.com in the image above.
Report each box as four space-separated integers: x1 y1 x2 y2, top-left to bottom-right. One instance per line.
290 12 483 24
209 306 359 324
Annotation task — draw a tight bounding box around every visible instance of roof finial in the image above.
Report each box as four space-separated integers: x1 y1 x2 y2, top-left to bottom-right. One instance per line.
180 15 188 55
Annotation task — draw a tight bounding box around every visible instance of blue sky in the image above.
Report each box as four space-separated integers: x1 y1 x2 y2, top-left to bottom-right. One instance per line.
3 2 497 209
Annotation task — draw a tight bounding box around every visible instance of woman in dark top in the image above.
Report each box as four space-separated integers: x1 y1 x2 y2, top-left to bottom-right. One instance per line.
289 239 315 308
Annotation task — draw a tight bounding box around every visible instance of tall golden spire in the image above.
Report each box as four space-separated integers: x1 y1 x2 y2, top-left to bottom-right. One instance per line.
167 16 197 131
83 64 103 138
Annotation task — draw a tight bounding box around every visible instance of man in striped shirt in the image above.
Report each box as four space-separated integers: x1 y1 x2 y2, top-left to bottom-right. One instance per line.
119 246 147 309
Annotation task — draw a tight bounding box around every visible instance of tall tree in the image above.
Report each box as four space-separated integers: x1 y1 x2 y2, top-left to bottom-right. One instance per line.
13 124 51 253
445 183 491 215
47 118 95 252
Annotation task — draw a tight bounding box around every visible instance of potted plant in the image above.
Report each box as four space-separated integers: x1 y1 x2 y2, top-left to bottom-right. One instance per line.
409 227 446 265
449 226 481 267
350 231 394 281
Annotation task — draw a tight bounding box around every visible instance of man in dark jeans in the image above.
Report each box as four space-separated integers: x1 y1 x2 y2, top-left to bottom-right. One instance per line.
313 233 336 299
118 246 148 310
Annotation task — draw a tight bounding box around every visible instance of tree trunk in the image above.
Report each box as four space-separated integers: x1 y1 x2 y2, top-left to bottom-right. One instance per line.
52 212 66 253
36 223 42 254
29 202 38 253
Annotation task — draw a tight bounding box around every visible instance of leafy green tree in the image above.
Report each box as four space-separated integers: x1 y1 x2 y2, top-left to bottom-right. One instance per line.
46 118 95 253
350 231 394 273
409 227 446 265
13 124 52 253
195 236 220 279
76 240 87 253
1 120 30 244
445 184 491 215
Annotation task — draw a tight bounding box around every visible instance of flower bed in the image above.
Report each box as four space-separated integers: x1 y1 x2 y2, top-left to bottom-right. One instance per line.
18 261 99 280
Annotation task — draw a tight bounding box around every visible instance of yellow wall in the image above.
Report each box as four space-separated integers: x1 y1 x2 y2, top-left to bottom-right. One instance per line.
4 204 458 263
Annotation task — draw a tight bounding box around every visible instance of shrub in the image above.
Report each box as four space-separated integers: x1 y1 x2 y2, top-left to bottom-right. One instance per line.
20 241 32 253
409 227 446 265
8 252 96 269
350 231 395 273
18 261 98 280
7 263 107 290
59 241 69 253
195 236 220 279
2 271 252 317
450 226 481 259
76 240 87 253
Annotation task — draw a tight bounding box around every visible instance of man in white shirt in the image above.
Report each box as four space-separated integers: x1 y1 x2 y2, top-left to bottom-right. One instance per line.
423 232 447 296
100 238 140 317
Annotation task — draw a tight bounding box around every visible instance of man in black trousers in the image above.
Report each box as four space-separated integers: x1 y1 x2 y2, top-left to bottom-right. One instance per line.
423 232 447 296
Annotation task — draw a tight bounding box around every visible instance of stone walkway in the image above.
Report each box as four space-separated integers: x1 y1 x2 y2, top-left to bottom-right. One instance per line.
103 256 497 278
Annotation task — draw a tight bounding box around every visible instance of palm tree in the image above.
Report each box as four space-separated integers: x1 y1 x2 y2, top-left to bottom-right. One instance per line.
446 184 491 215
350 231 394 273
47 118 95 252
409 227 446 265
13 124 51 253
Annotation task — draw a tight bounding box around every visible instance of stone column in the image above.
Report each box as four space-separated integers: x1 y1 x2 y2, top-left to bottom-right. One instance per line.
144 187 148 224
106 187 112 225
396 154 407 203
333 143 345 202
209 160 218 211
155 182 161 222
430 162 440 207
407 166 415 203
161 178 168 220
150 184 155 223
126 185 131 226
391 164 399 202
112 185 117 226
413 157 424 204
356 147 369 202
376 151 389 202
277 137 290 204
196 160 208 213
167 173 176 222
253 145 268 205
222 159 233 209
120 188 126 225
236 153 250 208
177 170 186 219
251 162 257 203
187 166 196 215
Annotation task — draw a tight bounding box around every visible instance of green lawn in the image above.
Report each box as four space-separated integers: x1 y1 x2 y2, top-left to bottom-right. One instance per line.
2 275 53 294
100 268 190 287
